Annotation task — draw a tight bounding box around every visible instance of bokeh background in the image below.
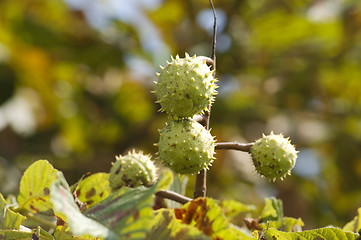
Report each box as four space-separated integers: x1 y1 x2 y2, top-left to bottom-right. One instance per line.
0 0 361 230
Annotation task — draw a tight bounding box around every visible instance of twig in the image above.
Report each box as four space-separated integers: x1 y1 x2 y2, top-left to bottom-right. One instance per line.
156 190 192 204
209 0 217 70
215 142 254 152
194 0 217 199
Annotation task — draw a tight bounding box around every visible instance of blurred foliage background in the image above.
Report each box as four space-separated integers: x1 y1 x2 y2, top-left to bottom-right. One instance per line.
0 0 361 230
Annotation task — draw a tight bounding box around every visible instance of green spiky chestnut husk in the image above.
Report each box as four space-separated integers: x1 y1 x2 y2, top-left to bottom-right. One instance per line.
154 53 218 118
109 150 157 190
157 119 215 174
250 132 298 181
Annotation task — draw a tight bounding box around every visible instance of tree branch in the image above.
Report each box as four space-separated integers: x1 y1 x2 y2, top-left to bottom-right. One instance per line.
194 0 217 199
209 0 217 69
193 168 207 198
156 190 192 204
215 142 253 152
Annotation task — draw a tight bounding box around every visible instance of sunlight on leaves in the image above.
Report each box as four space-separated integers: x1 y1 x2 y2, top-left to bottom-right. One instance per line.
0 226 54 240
74 172 111 209
263 227 359 240
229 224 257 240
257 198 304 232
260 197 284 222
0 193 26 229
83 185 155 240
50 171 114 239
218 199 256 220
259 217 304 233
51 165 172 239
17 160 58 213
343 208 361 234
146 209 210 240
174 197 240 239
53 226 99 240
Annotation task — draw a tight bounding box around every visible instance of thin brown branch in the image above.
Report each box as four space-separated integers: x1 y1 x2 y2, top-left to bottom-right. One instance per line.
209 0 217 68
215 142 254 152
194 0 217 199
156 190 192 205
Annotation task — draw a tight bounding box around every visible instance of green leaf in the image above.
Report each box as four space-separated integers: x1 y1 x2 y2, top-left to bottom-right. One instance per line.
0 192 26 229
263 227 359 240
84 185 155 240
174 197 240 240
343 208 361 233
34 226 56 239
146 209 211 240
259 217 304 232
74 172 111 209
50 171 115 239
0 226 54 240
282 217 304 232
260 197 284 222
53 226 98 240
51 167 169 239
0 230 32 240
17 160 58 213
258 198 304 232
229 224 257 240
218 199 256 219
82 171 173 239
